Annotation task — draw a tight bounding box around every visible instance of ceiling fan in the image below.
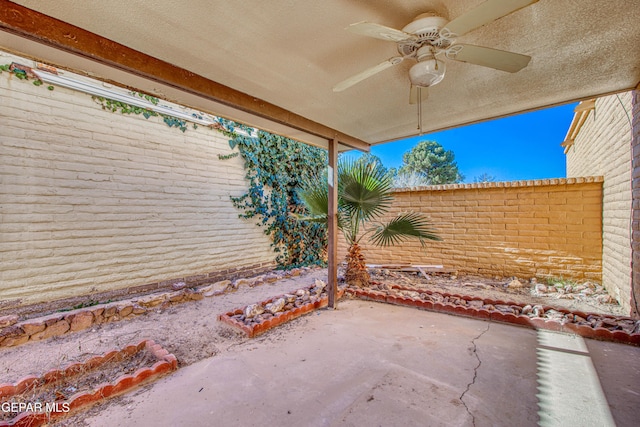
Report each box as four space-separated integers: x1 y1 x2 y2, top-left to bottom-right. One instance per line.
333 0 539 100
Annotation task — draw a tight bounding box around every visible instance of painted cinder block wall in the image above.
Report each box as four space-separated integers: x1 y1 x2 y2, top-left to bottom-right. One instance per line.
632 89 640 319
344 178 603 282
0 54 274 309
565 93 633 313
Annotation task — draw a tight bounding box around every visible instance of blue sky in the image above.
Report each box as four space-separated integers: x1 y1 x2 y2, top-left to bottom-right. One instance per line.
347 103 577 183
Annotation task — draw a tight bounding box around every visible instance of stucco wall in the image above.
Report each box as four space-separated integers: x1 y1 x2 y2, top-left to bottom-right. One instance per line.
344 178 603 282
0 55 274 309
566 93 633 312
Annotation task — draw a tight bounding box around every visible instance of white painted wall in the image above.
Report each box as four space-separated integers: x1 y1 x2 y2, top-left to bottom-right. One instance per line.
0 52 274 308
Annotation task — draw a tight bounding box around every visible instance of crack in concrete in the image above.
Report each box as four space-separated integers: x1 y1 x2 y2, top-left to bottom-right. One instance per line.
460 322 491 427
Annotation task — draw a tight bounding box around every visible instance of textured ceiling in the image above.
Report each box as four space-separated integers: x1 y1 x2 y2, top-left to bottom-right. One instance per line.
2 0 640 148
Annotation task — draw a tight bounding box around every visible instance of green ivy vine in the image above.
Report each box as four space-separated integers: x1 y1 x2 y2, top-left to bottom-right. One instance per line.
219 118 328 268
92 94 198 132
217 152 239 160
0 63 54 90
0 62 199 132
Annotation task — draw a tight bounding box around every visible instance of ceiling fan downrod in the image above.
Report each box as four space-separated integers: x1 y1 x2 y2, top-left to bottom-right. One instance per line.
417 86 423 135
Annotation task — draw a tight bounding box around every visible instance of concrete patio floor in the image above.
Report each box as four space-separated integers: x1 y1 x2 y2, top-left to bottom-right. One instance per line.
84 300 640 427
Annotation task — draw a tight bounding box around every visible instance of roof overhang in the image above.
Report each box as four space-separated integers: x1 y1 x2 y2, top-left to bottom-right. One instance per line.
1 0 639 151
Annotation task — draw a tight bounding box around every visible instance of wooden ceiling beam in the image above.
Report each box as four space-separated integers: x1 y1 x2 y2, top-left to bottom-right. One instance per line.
0 0 370 152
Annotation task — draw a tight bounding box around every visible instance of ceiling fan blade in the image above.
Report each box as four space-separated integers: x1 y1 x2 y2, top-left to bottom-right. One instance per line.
347 21 417 43
444 0 539 37
446 44 530 73
409 85 429 104
333 57 403 92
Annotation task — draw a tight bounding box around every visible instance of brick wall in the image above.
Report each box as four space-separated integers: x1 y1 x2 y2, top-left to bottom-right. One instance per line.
0 53 274 309
344 178 603 282
632 89 640 318
566 93 633 313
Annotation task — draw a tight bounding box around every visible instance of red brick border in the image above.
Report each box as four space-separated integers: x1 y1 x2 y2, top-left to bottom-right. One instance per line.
349 285 640 346
217 282 640 345
219 288 345 338
0 340 177 427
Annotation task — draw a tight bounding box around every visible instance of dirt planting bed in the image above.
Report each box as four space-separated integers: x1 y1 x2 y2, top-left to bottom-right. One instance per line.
368 269 626 317
0 269 307 350
0 340 176 426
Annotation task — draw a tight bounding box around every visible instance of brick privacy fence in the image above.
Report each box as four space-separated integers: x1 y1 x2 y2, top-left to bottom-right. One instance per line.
0 52 274 309
345 177 603 282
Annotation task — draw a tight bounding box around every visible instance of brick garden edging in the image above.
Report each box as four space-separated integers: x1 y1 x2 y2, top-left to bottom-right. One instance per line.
0 268 311 350
0 340 177 427
348 284 640 346
217 279 640 344
219 285 346 338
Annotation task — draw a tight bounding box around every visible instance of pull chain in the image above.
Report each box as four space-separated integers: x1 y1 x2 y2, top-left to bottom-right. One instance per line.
417 86 423 135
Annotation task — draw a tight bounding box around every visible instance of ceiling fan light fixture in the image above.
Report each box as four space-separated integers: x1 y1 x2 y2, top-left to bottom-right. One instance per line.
340 0 539 92
409 57 446 87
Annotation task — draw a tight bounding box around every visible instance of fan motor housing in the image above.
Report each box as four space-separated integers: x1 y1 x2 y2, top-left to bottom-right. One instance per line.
402 13 447 35
398 13 451 56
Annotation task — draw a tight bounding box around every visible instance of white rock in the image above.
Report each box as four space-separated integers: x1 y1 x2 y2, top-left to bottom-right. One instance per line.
249 275 265 286
171 282 187 291
534 284 548 293
507 279 525 289
402 291 420 299
202 280 232 297
468 300 483 308
545 310 564 320
244 304 265 318
232 279 251 289
265 298 286 314
532 305 544 317
595 294 614 304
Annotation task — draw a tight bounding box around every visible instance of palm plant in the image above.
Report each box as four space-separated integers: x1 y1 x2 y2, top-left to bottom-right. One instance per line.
296 158 441 287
